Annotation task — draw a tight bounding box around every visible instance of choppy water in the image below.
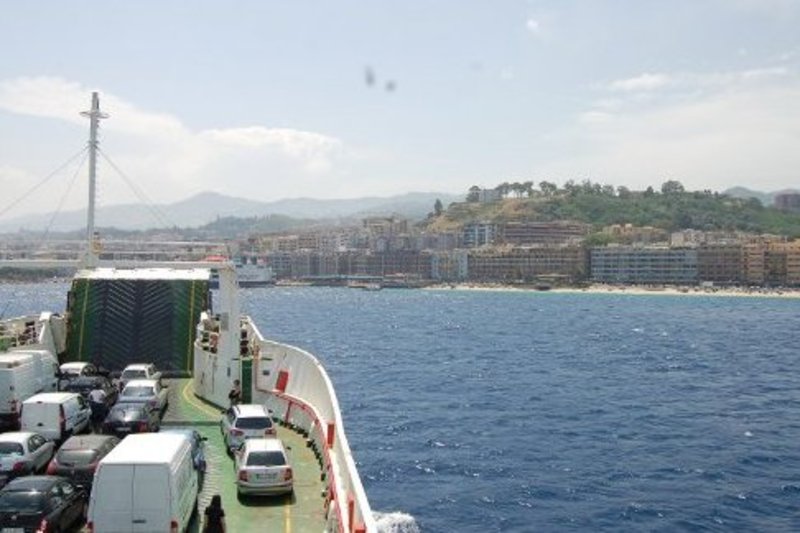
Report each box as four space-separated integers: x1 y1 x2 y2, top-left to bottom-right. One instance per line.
3 283 800 532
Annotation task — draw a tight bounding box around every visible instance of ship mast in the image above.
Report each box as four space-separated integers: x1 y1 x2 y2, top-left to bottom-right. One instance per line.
80 92 108 268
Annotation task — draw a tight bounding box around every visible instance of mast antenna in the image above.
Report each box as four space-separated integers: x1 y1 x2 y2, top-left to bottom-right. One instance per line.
80 92 109 267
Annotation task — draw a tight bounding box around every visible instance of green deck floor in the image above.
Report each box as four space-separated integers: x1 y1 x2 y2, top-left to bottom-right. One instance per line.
80 378 327 533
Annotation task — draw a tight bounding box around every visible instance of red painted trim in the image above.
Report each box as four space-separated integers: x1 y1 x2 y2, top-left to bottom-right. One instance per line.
348 495 355 533
327 421 335 447
275 369 289 392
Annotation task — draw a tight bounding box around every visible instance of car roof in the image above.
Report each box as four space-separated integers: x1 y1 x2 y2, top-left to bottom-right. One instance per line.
243 438 286 453
60 362 90 370
123 364 152 371
234 404 269 417
161 428 196 437
101 434 188 464
23 392 79 403
0 431 37 444
123 379 158 388
1 476 60 492
60 435 117 450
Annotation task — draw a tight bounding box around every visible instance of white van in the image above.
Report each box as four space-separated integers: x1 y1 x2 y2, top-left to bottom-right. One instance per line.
88 433 199 533
0 350 59 429
20 392 91 441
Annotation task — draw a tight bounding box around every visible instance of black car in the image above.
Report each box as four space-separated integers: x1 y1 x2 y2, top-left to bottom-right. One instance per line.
46 435 119 490
102 403 160 438
0 476 86 533
64 376 119 407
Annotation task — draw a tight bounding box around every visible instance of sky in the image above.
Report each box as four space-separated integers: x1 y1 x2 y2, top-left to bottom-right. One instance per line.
1 0 799 220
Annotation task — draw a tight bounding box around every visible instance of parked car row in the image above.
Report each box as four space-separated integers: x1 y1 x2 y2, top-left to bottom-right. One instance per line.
0 361 295 531
221 403 294 497
0 429 209 532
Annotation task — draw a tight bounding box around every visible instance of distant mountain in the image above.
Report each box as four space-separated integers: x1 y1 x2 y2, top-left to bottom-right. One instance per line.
723 187 800 206
0 191 463 232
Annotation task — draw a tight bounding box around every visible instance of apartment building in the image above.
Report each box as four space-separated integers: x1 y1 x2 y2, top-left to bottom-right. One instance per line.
430 250 469 281
462 222 496 248
696 244 744 285
468 246 586 282
743 240 800 286
590 246 698 284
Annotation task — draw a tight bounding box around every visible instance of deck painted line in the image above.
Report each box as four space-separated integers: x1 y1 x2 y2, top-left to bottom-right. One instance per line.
181 379 222 417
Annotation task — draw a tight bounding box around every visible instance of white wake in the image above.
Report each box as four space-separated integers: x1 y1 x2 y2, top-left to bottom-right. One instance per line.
374 511 421 533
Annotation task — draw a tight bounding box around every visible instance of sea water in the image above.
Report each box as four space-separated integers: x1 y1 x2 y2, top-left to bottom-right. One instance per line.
3 284 799 532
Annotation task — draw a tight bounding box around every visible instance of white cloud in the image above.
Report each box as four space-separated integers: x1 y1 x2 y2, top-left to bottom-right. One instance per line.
609 73 672 92
608 67 789 94
0 76 351 208
525 17 541 34
541 67 800 192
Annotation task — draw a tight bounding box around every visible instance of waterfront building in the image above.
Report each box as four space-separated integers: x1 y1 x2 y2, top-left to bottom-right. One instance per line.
359 250 433 278
430 250 469 281
590 246 698 284
468 245 586 282
696 244 744 285
743 240 800 286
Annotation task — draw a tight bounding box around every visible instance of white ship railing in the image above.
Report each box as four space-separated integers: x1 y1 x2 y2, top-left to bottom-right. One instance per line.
247 318 376 533
0 313 67 357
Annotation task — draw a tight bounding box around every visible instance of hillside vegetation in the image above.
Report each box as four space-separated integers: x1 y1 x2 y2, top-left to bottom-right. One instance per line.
426 181 800 237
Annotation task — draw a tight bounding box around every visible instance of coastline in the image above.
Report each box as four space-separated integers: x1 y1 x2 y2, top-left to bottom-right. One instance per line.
425 282 800 299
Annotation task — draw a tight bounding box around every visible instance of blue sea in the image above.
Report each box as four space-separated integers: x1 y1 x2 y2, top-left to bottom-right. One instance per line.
3 283 800 532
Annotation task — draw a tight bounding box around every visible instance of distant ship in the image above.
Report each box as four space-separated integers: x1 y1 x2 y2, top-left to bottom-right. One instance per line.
207 256 275 288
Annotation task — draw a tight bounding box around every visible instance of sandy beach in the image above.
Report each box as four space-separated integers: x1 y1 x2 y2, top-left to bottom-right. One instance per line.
426 283 800 299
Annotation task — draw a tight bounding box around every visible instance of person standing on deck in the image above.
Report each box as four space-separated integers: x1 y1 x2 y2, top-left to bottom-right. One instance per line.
203 494 226 533
228 379 242 407
88 384 107 431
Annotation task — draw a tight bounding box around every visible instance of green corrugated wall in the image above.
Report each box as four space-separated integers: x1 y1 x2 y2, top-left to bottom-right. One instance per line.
65 277 209 374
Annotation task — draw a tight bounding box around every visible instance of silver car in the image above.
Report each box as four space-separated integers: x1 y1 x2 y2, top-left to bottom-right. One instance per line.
234 438 293 496
118 379 169 414
220 404 276 452
0 432 55 487
119 363 161 388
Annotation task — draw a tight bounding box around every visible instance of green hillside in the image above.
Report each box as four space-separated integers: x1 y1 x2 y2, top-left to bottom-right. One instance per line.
427 181 800 237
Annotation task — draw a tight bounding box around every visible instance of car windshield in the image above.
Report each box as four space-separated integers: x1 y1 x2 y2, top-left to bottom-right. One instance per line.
236 417 271 430
122 386 153 397
0 443 24 456
0 491 45 512
56 449 99 466
246 451 286 467
122 369 146 380
61 368 81 377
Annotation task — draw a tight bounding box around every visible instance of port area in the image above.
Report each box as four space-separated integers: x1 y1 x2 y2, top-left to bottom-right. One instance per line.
80 378 327 532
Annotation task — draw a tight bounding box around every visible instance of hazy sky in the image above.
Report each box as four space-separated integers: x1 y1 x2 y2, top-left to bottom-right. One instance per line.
1 0 799 219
